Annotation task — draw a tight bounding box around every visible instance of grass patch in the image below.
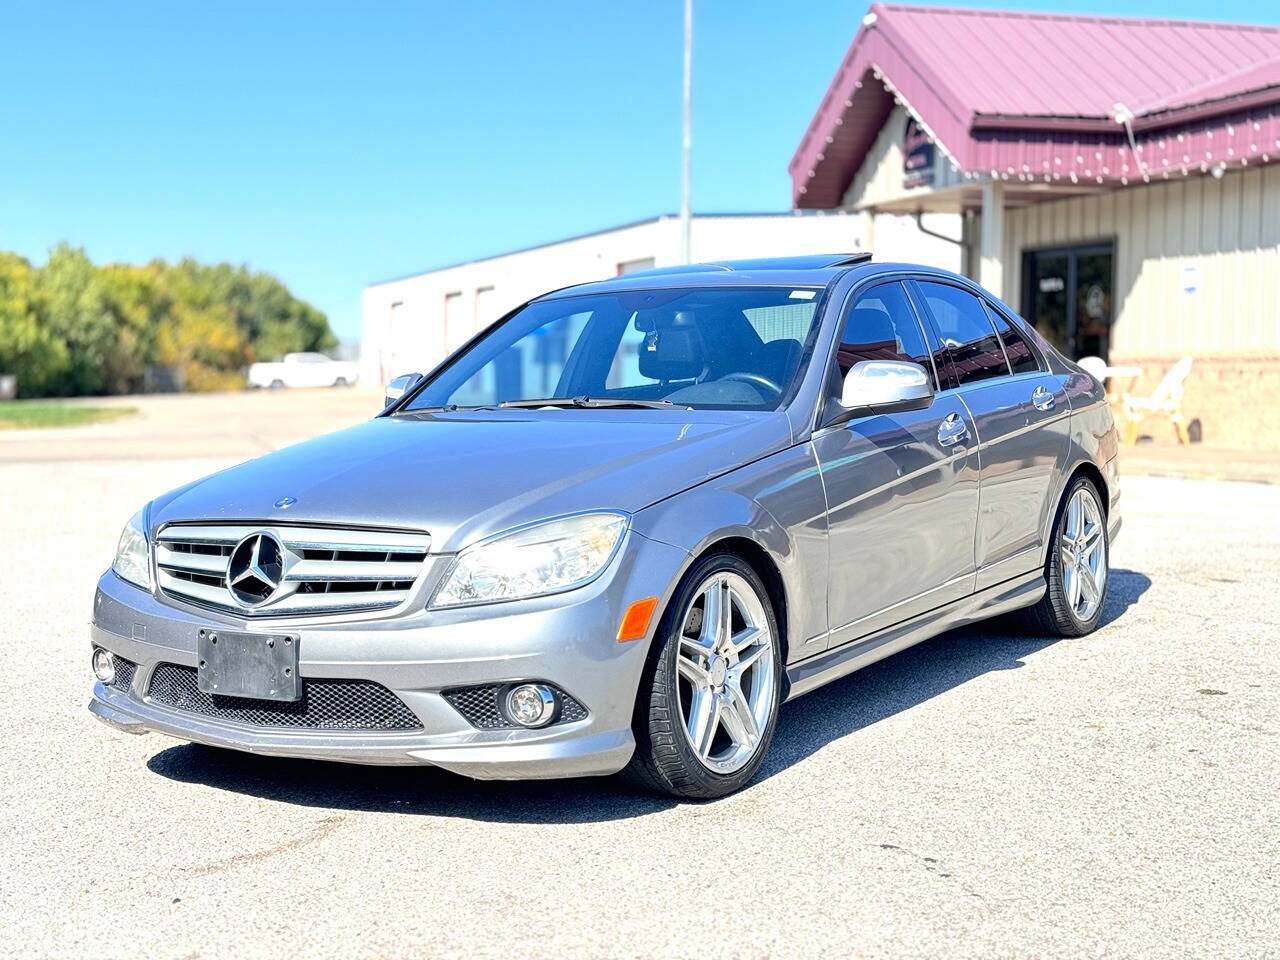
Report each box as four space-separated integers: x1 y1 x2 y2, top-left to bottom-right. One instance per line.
0 403 138 430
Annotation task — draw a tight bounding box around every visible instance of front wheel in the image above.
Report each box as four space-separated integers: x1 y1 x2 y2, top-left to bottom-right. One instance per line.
627 554 782 799
1024 475 1109 636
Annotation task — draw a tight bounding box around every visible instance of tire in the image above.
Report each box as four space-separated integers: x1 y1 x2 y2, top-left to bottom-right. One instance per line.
626 552 783 800
1023 475 1110 637
269 379 285 390
333 377 348 388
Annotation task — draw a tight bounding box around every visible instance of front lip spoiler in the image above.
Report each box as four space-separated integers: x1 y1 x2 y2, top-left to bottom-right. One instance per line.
87 683 636 778
88 695 151 735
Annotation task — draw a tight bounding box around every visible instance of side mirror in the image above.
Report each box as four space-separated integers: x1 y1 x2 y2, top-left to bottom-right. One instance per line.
384 372 422 409
828 360 934 426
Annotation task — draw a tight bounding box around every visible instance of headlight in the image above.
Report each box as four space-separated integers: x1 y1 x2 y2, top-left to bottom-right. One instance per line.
111 506 151 590
430 512 628 609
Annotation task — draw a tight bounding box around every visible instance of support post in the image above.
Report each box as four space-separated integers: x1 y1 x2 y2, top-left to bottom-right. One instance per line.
980 180 1005 297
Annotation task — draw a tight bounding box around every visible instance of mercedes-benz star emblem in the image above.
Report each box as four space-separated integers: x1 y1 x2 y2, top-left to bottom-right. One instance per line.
227 532 285 607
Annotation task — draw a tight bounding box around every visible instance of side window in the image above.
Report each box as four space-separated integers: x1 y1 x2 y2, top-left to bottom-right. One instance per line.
917 281 1011 386
982 302 1040 375
838 282 935 385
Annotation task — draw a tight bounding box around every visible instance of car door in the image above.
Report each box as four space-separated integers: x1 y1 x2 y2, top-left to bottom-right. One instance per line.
812 280 980 650
910 280 1070 590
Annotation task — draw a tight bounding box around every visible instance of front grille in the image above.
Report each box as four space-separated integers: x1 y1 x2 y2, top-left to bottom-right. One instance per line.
146 664 422 730
109 657 137 692
443 683 588 729
155 523 431 617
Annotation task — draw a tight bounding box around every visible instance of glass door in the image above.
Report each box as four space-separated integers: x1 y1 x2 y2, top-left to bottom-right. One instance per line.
1022 242 1114 361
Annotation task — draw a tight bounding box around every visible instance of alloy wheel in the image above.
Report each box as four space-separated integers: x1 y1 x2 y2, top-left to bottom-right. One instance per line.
674 571 776 775
1061 485 1107 622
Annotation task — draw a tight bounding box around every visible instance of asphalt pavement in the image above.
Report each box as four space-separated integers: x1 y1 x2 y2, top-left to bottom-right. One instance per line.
1 414 1276 958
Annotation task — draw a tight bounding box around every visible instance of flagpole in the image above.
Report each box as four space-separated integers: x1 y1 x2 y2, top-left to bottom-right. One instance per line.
680 0 693 264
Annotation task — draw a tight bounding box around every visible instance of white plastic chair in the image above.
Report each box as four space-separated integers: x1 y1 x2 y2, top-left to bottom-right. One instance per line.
1077 356 1108 384
1122 356 1193 445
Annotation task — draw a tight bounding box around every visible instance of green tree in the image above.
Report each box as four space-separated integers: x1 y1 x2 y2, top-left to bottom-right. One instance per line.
0 252 66 397
34 244 118 395
0 244 335 398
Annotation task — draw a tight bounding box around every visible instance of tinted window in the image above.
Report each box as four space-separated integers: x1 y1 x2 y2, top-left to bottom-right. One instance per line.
982 302 1040 375
837 282 934 385
918 281 1010 386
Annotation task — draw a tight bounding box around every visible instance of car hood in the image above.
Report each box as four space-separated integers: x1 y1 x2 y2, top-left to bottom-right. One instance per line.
150 409 793 552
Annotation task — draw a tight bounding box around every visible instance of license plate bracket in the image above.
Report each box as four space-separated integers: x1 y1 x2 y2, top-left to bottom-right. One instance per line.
197 628 301 702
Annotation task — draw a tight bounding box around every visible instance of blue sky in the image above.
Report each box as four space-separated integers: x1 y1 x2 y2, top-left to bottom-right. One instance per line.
3 0 1276 340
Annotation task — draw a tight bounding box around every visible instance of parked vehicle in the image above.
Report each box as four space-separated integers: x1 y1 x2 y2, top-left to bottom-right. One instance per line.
90 255 1120 799
247 352 358 389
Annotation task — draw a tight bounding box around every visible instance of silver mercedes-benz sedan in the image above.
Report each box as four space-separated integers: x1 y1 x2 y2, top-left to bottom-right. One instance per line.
89 255 1120 799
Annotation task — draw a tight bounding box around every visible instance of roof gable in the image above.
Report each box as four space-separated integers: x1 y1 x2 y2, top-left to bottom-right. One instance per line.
791 3 1280 208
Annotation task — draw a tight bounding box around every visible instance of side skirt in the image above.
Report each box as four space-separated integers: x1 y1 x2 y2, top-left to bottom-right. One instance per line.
784 569 1046 701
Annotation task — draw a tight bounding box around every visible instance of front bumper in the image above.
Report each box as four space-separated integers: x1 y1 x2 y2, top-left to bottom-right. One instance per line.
88 532 688 780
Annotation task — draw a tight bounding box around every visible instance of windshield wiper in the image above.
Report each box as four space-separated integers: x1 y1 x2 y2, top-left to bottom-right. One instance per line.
498 396 691 410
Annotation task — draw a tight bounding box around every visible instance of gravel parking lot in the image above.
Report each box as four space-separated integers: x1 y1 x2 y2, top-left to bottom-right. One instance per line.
1 399 1276 958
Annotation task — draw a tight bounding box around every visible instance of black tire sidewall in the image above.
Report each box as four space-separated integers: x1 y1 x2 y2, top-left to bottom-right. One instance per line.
633 552 783 799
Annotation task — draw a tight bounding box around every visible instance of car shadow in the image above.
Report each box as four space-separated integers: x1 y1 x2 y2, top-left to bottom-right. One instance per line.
146 568 1151 820
755 566 1151 783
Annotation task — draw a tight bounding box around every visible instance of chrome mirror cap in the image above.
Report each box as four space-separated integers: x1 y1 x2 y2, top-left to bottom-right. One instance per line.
384 372 422 408
836 360 934 421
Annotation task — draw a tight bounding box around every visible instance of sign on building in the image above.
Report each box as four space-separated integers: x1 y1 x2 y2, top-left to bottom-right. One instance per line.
903 118 935 189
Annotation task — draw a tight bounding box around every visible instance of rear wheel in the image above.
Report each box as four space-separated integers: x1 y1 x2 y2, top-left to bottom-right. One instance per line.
269 379 285 390
627 553 781 799
1024 476 1109 636
333 377 348 387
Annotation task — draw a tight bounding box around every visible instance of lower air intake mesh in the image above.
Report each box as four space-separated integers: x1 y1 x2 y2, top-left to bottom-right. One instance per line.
109 657 137 692
146 664 421 731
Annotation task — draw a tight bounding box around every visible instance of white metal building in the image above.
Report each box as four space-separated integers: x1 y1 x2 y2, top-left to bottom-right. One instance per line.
361 210 961 385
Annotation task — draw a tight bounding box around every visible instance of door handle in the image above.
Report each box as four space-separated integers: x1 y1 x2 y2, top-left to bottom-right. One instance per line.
937 412 968 447
1031 385 1055 411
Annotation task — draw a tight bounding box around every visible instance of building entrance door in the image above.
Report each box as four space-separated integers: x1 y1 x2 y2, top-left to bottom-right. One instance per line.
1022 243 1114 361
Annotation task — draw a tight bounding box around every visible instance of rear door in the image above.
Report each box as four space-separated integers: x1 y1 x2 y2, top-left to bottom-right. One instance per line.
910 280 1070 590
812 280 980 650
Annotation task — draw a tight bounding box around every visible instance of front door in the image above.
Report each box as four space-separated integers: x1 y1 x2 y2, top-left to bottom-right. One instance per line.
1022 242 1114 360
912 280 1071 589
812 280 980 650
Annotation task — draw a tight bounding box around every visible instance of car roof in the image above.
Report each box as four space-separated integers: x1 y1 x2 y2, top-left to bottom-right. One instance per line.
535 254 982 301
537 253 872 300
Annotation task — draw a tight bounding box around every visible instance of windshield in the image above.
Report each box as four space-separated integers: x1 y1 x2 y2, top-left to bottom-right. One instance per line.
401 286 823 412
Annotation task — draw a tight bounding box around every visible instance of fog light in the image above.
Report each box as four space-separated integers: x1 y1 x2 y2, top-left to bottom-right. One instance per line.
92 647 115 684
505 683 556 728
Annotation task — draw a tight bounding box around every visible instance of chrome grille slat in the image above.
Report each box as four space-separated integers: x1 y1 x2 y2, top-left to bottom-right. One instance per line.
157 524 429 552
155 523 430 617
155 543 230 576
287 558 422 582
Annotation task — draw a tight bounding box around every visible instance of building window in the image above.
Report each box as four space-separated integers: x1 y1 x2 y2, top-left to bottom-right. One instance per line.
474 286 496 328
444 291 463 351
616 257 655 275
1021 242 1114 361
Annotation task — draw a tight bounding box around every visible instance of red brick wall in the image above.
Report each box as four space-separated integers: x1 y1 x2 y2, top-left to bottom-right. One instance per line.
1107 355 1280 450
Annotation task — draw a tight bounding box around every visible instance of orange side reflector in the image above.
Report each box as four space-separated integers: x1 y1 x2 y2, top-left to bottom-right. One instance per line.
617 596 659 642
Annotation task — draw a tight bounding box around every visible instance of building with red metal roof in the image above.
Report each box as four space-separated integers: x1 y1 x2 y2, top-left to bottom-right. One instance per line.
791 4 1280 448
